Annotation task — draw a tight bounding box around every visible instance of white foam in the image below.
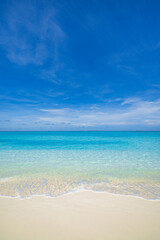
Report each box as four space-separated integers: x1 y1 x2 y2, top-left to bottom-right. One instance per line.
0 184 160 202
0 177 13 182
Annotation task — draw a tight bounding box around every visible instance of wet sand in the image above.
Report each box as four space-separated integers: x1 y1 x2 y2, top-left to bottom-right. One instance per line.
0 191 160 240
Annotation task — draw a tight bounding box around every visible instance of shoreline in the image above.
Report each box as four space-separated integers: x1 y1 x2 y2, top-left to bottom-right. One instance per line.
1 190 160 240
1 177 160 200
1 188 160 202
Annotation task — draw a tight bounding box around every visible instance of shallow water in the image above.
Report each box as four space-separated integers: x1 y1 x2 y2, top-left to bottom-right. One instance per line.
0 131 160 199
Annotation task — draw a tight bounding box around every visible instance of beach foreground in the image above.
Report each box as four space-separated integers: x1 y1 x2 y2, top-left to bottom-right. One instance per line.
0 191 160 240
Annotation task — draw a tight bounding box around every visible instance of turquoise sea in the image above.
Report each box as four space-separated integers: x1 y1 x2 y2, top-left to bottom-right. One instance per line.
0 131 160 199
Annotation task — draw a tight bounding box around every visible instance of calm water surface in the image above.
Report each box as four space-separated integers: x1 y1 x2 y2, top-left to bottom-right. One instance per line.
0 131 160 199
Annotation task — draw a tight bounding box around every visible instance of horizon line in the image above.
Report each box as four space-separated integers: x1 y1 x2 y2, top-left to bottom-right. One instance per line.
0 130 160 132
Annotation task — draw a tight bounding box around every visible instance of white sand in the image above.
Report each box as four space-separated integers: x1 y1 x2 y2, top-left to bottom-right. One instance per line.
0 191 160 240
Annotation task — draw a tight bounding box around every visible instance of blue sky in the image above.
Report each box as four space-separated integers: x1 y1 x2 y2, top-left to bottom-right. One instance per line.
0 0 160 130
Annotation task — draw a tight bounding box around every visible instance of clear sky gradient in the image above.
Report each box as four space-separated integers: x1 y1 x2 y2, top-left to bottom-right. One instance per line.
0 0 160 130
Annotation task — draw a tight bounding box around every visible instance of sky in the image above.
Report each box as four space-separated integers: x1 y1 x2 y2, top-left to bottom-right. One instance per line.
0 0 160 131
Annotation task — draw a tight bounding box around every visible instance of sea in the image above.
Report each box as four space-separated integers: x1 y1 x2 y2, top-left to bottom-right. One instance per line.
0 131 160 199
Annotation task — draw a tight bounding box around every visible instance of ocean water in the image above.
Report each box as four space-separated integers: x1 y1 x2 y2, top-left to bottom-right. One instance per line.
0 131 160 199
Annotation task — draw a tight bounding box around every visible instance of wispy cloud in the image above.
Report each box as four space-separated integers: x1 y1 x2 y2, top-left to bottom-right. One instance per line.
107 51 138 75
152 84 160 88
1 96 160 130
0 94 37 103
0 0 65 66
39 98 160 127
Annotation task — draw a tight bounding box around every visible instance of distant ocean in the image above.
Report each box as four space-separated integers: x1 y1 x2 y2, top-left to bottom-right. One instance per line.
0 131 160 199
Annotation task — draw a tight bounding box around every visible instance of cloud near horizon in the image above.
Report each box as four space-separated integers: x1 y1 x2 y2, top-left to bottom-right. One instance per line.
1 97 160 130
39 98 160 127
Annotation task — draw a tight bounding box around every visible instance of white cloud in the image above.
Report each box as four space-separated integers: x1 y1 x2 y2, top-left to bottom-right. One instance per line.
39 98 160 127
1 97 160 130
121 97 140 105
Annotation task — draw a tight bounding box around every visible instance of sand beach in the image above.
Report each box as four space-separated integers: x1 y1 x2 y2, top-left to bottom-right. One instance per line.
0 191 160 240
